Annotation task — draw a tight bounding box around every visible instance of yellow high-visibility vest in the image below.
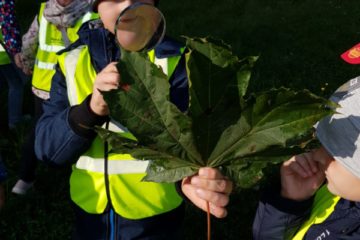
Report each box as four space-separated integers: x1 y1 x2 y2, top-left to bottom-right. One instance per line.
32 3 98 97
58 45 186 219
292 185 340 240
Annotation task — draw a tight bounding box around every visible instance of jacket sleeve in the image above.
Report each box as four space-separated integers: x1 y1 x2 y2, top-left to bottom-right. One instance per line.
252 187 314 240
35 66 107 166
0 0 21 56
19 16 39 72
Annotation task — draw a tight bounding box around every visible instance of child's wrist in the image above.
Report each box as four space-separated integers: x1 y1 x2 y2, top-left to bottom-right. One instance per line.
280 188 313 202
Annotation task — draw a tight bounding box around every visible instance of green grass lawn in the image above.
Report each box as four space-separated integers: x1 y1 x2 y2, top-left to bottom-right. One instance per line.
0 0 359 239
162 0 360 95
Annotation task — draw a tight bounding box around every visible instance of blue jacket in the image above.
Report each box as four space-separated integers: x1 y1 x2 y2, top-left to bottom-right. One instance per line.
34 20 188 166
253 186 360 240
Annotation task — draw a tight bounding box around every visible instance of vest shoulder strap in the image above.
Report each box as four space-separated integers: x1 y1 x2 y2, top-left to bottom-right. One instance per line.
38 2 46 23
292 185 340 240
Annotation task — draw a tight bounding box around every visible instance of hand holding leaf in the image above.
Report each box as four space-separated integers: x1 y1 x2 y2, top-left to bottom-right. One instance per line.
181 167 233 218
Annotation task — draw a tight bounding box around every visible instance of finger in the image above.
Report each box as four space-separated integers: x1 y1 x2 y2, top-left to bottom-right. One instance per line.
304 151 319 173
99 72 120 84
195 188 230 208
103 62 119 73
95 73 120 90
294 153 314 176
181 177 229 218
209 203 228 218
283 158 309 178
313 147 333 166
191 177 232 194
199 168 233 193
198 167 224 179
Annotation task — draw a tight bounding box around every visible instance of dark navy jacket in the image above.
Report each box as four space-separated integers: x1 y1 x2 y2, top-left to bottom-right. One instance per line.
253 186 360 240
34 20 188 166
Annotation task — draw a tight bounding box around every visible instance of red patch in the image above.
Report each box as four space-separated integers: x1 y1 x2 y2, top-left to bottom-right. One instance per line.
341 43 360 64
121 84 131 92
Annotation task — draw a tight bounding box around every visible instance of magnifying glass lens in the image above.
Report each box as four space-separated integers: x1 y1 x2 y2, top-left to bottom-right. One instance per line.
115 4 165 52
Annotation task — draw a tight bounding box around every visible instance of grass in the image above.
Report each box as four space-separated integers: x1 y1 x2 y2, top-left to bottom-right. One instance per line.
0 0 359 239
160 0 360 95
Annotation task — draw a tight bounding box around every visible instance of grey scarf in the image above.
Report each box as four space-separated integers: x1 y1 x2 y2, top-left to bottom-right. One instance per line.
43 0 92 27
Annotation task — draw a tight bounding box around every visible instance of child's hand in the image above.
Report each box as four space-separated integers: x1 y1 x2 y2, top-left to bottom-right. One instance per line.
280 149 326 201
14 53 23 69
14 53 32 75
181 167 232 218
90 62 120 116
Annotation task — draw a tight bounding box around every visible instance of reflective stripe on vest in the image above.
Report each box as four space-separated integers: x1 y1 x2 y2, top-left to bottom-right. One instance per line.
32 3 98 94
58 45 185 219
35 59 56 70
292 185 341 240
0 28 10 65
76 121 148 174
76 157 149 174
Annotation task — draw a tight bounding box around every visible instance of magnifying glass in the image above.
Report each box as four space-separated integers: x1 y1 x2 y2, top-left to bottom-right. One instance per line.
114 2 166 52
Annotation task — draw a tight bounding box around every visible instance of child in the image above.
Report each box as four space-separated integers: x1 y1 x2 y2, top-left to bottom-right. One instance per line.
11 0 97 195
35 0 232 239
253 43 360 240
0 0 25 130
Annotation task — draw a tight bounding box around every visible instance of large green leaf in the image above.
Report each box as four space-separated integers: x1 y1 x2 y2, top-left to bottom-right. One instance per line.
98 37 335 187
209 88 337 167
185 37 258 159
104 50 203 165
220 143 317 188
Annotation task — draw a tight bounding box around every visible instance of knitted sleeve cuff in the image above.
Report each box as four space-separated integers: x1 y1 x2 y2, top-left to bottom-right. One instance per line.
68 94 109 138
262 187 314 215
